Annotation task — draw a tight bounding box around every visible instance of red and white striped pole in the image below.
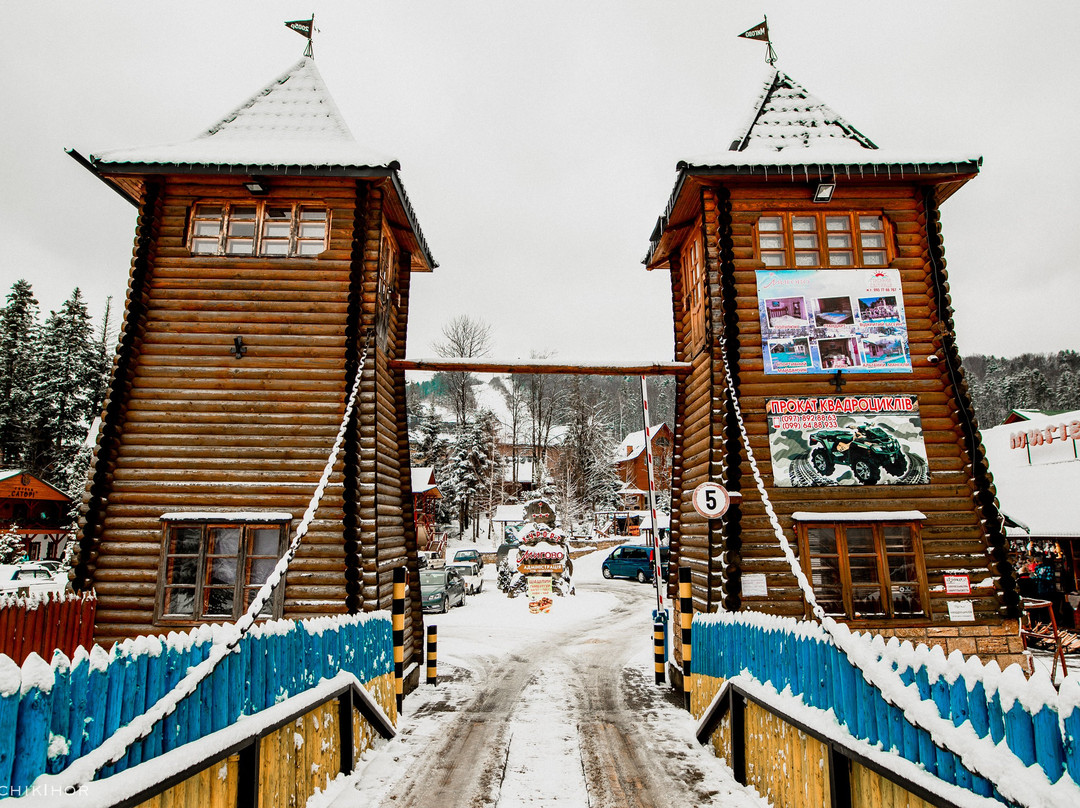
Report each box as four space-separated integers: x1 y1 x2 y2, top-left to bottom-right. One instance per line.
639 375 664 615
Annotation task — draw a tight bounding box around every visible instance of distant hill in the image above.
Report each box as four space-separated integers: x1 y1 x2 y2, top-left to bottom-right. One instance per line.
962 350 1080 428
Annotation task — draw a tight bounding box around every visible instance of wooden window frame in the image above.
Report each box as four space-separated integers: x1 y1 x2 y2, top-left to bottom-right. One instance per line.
754 212 893 269
155 520 288 625
188 201 329 258
796 520 930 621
680 226 706 351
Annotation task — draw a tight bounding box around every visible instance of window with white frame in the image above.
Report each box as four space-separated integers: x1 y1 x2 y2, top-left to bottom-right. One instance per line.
189 202 328 257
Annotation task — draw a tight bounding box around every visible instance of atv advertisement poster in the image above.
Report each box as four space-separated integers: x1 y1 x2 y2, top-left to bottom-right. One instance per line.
766 395 930 487
756 269 912 374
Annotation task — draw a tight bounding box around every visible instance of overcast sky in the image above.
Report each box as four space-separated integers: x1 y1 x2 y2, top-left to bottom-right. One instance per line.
2 2 1077 363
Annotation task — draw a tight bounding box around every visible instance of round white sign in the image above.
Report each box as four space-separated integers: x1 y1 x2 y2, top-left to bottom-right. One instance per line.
692 482 730 518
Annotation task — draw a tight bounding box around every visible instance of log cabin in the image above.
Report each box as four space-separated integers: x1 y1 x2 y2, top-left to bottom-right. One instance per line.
645 68 1023 668
68 57 433 685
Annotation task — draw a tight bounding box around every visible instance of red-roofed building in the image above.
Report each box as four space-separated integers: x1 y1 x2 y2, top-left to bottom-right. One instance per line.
0 470 73 561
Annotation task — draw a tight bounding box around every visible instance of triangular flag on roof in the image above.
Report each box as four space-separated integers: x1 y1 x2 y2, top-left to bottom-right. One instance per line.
738 20 769 42
285 18 313 39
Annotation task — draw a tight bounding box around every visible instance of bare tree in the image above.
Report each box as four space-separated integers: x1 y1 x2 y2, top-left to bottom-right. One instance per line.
432 315 493 424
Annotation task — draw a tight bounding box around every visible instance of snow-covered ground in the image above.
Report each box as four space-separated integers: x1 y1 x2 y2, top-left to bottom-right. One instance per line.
310 548 770 808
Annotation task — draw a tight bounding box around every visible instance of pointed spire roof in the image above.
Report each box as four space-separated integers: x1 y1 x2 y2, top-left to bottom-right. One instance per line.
730 69 877 153
89 58 395 170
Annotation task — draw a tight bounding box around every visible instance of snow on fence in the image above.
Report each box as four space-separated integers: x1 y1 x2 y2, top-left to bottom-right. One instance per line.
693 611 1080 806
0 591 96 666
0 611 393 796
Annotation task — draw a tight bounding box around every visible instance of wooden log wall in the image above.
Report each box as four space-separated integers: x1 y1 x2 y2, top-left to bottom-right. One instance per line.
668 179 1010 628
76 174 422 660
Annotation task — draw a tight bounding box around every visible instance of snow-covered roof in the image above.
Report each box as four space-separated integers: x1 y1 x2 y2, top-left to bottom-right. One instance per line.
982 409 1080 538
644 66 980 268
411 467 440 497
615 423 669 463
90 59 394 170
492 504 526 523
729 68 876 154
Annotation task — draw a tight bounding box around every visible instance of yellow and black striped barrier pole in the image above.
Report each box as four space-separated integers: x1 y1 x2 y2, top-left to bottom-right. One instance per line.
426 624 438 686
679 566 693 712
653 616 666 685
393 566 406 715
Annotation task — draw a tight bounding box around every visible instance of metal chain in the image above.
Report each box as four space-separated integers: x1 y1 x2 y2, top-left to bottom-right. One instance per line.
49 329 375 791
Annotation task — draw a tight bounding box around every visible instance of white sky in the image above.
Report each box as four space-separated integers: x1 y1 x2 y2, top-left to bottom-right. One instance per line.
2 2 1078 361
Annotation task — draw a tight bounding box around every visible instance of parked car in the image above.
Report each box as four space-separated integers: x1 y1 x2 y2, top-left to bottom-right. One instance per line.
446 561 483 594
808 425 908 485
420 567 467 613
601 545 670 584
0 563 68 596
452 549 484 572
418 550 445 569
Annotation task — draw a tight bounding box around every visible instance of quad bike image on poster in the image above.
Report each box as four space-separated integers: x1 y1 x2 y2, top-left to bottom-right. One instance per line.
496 522 575 609
766 395 930 487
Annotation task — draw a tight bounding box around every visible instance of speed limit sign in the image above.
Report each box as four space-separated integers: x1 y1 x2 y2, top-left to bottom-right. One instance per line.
692 482 732 518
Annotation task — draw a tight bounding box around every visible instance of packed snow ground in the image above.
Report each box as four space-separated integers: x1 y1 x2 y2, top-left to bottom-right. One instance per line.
310 547 770 808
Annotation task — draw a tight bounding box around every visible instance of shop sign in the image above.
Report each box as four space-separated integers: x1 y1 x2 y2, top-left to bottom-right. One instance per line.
528 576 553 613
944 574 971 595
517 544 566 574
766 395 929 487
756 269 911 375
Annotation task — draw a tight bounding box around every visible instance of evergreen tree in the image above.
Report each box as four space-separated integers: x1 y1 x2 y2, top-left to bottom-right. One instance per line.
0 524 26 564
0 280 40 466
445 411 497 535
28 289 100 490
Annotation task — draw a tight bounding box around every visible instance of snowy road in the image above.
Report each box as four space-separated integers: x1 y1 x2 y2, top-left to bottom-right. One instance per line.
313 549 769 808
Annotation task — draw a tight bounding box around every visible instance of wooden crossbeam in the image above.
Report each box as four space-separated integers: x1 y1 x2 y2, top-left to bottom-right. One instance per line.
392 358 693 376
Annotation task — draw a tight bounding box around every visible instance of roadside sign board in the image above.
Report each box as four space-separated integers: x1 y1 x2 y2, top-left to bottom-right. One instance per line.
692 482 734 519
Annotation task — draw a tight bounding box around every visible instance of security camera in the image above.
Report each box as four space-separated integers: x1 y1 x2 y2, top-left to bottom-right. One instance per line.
927 354 941 365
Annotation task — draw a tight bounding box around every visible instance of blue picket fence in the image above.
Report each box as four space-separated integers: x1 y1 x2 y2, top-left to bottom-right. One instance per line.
0 612 393 794
693 612 1080 803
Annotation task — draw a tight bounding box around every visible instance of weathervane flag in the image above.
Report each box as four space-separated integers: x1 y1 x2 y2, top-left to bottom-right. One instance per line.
285 15 315 57
738 16 777 66
738 20 769 42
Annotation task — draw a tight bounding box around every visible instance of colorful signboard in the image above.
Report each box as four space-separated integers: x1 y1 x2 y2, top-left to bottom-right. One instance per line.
766 395 929 487
756 269 911 374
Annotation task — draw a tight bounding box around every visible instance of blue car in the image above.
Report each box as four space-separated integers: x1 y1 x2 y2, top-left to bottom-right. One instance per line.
601 545 670 583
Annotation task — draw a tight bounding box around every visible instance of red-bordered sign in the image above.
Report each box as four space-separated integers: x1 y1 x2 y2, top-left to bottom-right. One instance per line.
692 482 736 519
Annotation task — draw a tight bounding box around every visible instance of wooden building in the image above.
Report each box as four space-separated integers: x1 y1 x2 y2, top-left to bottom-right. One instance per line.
614 422 673 499
69 56 434 682
645 69 1021 665
0 470 73 561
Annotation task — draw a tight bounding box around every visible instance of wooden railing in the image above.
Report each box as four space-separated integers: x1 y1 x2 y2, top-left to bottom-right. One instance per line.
692 612 1080 808
0 590 95 666
0 612 394 798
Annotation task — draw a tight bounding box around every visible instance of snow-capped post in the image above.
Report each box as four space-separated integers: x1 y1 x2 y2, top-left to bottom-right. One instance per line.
679 566 692 712
426 625 437 687
393 566 406 715
638 376 664 616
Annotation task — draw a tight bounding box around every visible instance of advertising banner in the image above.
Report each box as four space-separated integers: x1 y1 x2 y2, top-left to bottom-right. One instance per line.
766 395 929 487
756 269 911 374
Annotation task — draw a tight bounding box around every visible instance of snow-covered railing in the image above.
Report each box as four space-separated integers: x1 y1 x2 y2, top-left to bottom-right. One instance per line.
693 611 1080 807
0 590 95 666
0 611 393 797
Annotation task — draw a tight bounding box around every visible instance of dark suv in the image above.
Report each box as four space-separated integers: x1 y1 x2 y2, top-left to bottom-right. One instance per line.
602 545 670 583
808 425 907 484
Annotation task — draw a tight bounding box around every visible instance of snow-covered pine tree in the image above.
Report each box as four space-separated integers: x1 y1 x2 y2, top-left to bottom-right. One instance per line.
0 524 27 565
0 280 41 466
28 289 100 495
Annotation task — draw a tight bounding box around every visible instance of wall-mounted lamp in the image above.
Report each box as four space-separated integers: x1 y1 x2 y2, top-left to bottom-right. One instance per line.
813 182 836 203
233 336 247 359
243 177 269 195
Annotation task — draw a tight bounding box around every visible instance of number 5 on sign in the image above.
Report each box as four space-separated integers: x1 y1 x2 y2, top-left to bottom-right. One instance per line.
692 482 736 518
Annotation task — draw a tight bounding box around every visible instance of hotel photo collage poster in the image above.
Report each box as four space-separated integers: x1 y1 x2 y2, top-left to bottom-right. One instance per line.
756 268 912 374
